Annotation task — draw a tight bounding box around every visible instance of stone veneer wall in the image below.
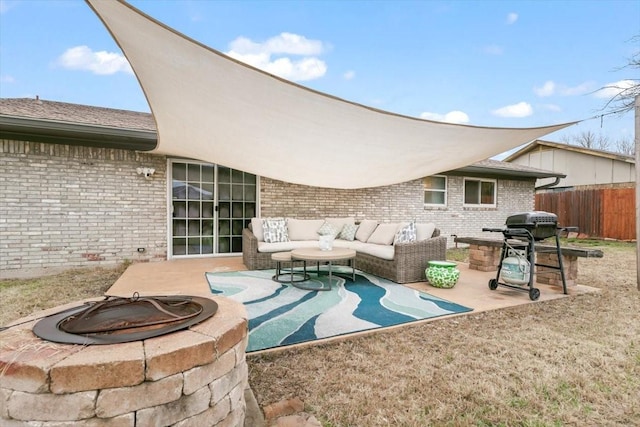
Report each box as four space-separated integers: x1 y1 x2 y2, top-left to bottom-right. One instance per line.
0 140 168 274
0 296 248 426
259 175 535 247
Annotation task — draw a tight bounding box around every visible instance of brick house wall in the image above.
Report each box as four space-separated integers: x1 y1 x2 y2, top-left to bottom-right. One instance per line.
260 176 535 246
0 140 168 275
1 139 536 276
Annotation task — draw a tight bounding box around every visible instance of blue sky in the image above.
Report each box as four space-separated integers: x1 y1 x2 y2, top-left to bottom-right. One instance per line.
1 0 638 156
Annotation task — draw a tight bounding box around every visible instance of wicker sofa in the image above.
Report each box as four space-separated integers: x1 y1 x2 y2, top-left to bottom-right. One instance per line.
242 217 447 283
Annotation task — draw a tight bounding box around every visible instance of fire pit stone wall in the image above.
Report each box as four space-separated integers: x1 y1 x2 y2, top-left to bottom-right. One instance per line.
0 296 248 426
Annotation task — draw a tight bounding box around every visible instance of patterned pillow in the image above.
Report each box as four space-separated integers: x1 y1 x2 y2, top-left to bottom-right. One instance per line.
338 223 359 241
317 221 339 238
262 218 289 243
394 222 417 244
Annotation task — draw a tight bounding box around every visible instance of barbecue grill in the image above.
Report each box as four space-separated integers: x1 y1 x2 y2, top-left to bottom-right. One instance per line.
483 211 577 300
505 211 559 241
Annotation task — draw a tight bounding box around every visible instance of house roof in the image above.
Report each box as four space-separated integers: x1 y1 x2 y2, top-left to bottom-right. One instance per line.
1 97 563 180
0 98 157 150
503 139 635 164
451 158 566 179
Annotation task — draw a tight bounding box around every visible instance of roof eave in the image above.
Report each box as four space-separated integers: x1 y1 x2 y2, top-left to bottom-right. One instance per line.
0 115 157 151
450 164 566 179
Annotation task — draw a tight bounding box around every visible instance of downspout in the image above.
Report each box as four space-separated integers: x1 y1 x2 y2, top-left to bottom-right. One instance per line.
535 176 562 190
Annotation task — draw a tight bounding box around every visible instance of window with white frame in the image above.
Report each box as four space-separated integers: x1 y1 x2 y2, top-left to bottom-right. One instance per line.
423 175 447 206
463 178 496 207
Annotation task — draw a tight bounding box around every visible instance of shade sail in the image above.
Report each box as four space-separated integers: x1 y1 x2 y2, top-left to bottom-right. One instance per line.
86 0 576 189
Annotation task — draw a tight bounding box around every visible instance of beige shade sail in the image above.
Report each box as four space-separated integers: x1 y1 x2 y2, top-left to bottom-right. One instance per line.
86 0 577 189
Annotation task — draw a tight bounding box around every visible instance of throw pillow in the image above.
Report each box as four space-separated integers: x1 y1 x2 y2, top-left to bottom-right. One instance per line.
317 221 340 238
355 219 379 242
262 218 289 243
394 222 417 244
338 223 359 241
367 223 400 245
416 222 436 241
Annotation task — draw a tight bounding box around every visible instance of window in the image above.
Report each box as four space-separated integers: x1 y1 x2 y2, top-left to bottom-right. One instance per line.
463 178 496 207
423 175 447 206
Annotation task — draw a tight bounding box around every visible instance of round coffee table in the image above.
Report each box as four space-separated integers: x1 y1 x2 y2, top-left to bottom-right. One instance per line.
291 247 356 289
271 252 309 284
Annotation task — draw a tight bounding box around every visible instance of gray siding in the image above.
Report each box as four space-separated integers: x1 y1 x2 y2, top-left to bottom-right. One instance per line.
510 148 635 187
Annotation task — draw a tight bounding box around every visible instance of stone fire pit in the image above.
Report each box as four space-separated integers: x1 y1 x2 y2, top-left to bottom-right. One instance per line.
0 294 248 426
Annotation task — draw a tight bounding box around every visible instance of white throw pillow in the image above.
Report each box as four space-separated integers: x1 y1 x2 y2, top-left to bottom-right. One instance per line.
394 222 417 244
286 218 324 241
262 218 289 243
317 221 340 238
367 223 400 245
338 223 359 241
326 217 355 232
355 219 378 242
251 217 264 242
416 223 436 241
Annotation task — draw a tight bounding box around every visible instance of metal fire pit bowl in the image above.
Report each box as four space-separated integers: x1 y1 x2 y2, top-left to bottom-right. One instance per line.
33 294 218 345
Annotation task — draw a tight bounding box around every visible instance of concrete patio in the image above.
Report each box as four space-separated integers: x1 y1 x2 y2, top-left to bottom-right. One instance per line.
106 255 598 336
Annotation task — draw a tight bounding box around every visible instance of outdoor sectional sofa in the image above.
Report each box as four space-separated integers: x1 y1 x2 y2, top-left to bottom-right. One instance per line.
242 217 447 283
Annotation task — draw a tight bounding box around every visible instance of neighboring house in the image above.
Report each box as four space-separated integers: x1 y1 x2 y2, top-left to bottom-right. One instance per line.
504 139 636 240
0 98 564 276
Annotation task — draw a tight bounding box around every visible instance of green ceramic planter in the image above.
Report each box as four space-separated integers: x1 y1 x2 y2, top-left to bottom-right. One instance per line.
426 261 460 288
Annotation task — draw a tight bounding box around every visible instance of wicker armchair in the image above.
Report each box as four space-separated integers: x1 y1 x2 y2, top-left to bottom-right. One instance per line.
242 227 447 284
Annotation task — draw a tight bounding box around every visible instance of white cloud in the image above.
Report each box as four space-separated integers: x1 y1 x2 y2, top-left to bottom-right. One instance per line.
534 80 555 97
227 32 328 82
483 44 504 55
0 74 15 84
420 110 470 124
343 70 356 80
57 45 133 75
533 80 594 97
593 79 636 99
507 13 518 24
491 102 533 118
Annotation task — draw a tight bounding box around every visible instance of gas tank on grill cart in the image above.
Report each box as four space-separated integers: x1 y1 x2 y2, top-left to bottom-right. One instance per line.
500 250 530 285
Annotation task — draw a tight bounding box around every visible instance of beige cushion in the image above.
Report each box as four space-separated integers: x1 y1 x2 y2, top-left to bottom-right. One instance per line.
286 218 324 241
416 223 436 241
367 223 400 245
251 217 264 241
355 219 378 242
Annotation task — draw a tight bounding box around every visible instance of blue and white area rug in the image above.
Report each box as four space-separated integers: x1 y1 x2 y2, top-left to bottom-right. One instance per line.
205 268 473 352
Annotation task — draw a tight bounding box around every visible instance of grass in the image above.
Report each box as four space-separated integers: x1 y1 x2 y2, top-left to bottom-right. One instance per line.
1 244 638 426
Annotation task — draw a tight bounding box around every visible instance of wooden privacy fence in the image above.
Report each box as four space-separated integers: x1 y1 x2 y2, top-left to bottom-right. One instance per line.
536 187 635 241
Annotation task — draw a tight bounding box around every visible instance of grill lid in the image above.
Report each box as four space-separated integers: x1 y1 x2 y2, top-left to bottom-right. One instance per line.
505 211 558 227
33 294 218 345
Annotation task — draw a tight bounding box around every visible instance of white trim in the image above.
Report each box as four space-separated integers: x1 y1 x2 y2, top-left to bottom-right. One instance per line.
423 175 448 207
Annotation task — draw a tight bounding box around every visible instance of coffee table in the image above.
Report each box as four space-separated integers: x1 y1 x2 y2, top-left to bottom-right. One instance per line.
271 252 310 284
291 247 356 289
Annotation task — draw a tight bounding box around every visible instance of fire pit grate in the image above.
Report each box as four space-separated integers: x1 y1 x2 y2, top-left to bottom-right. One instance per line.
33 294 218 345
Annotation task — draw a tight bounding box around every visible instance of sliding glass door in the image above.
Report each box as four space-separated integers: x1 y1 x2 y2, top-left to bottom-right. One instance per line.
170 160 257 257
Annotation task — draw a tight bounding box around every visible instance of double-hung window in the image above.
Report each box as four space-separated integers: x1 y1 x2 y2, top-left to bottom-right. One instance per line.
463 178 496 207
423 175 447 207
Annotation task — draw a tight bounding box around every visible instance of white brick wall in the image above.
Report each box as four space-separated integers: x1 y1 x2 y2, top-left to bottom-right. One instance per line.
260 175 535 247
0 140 167 274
